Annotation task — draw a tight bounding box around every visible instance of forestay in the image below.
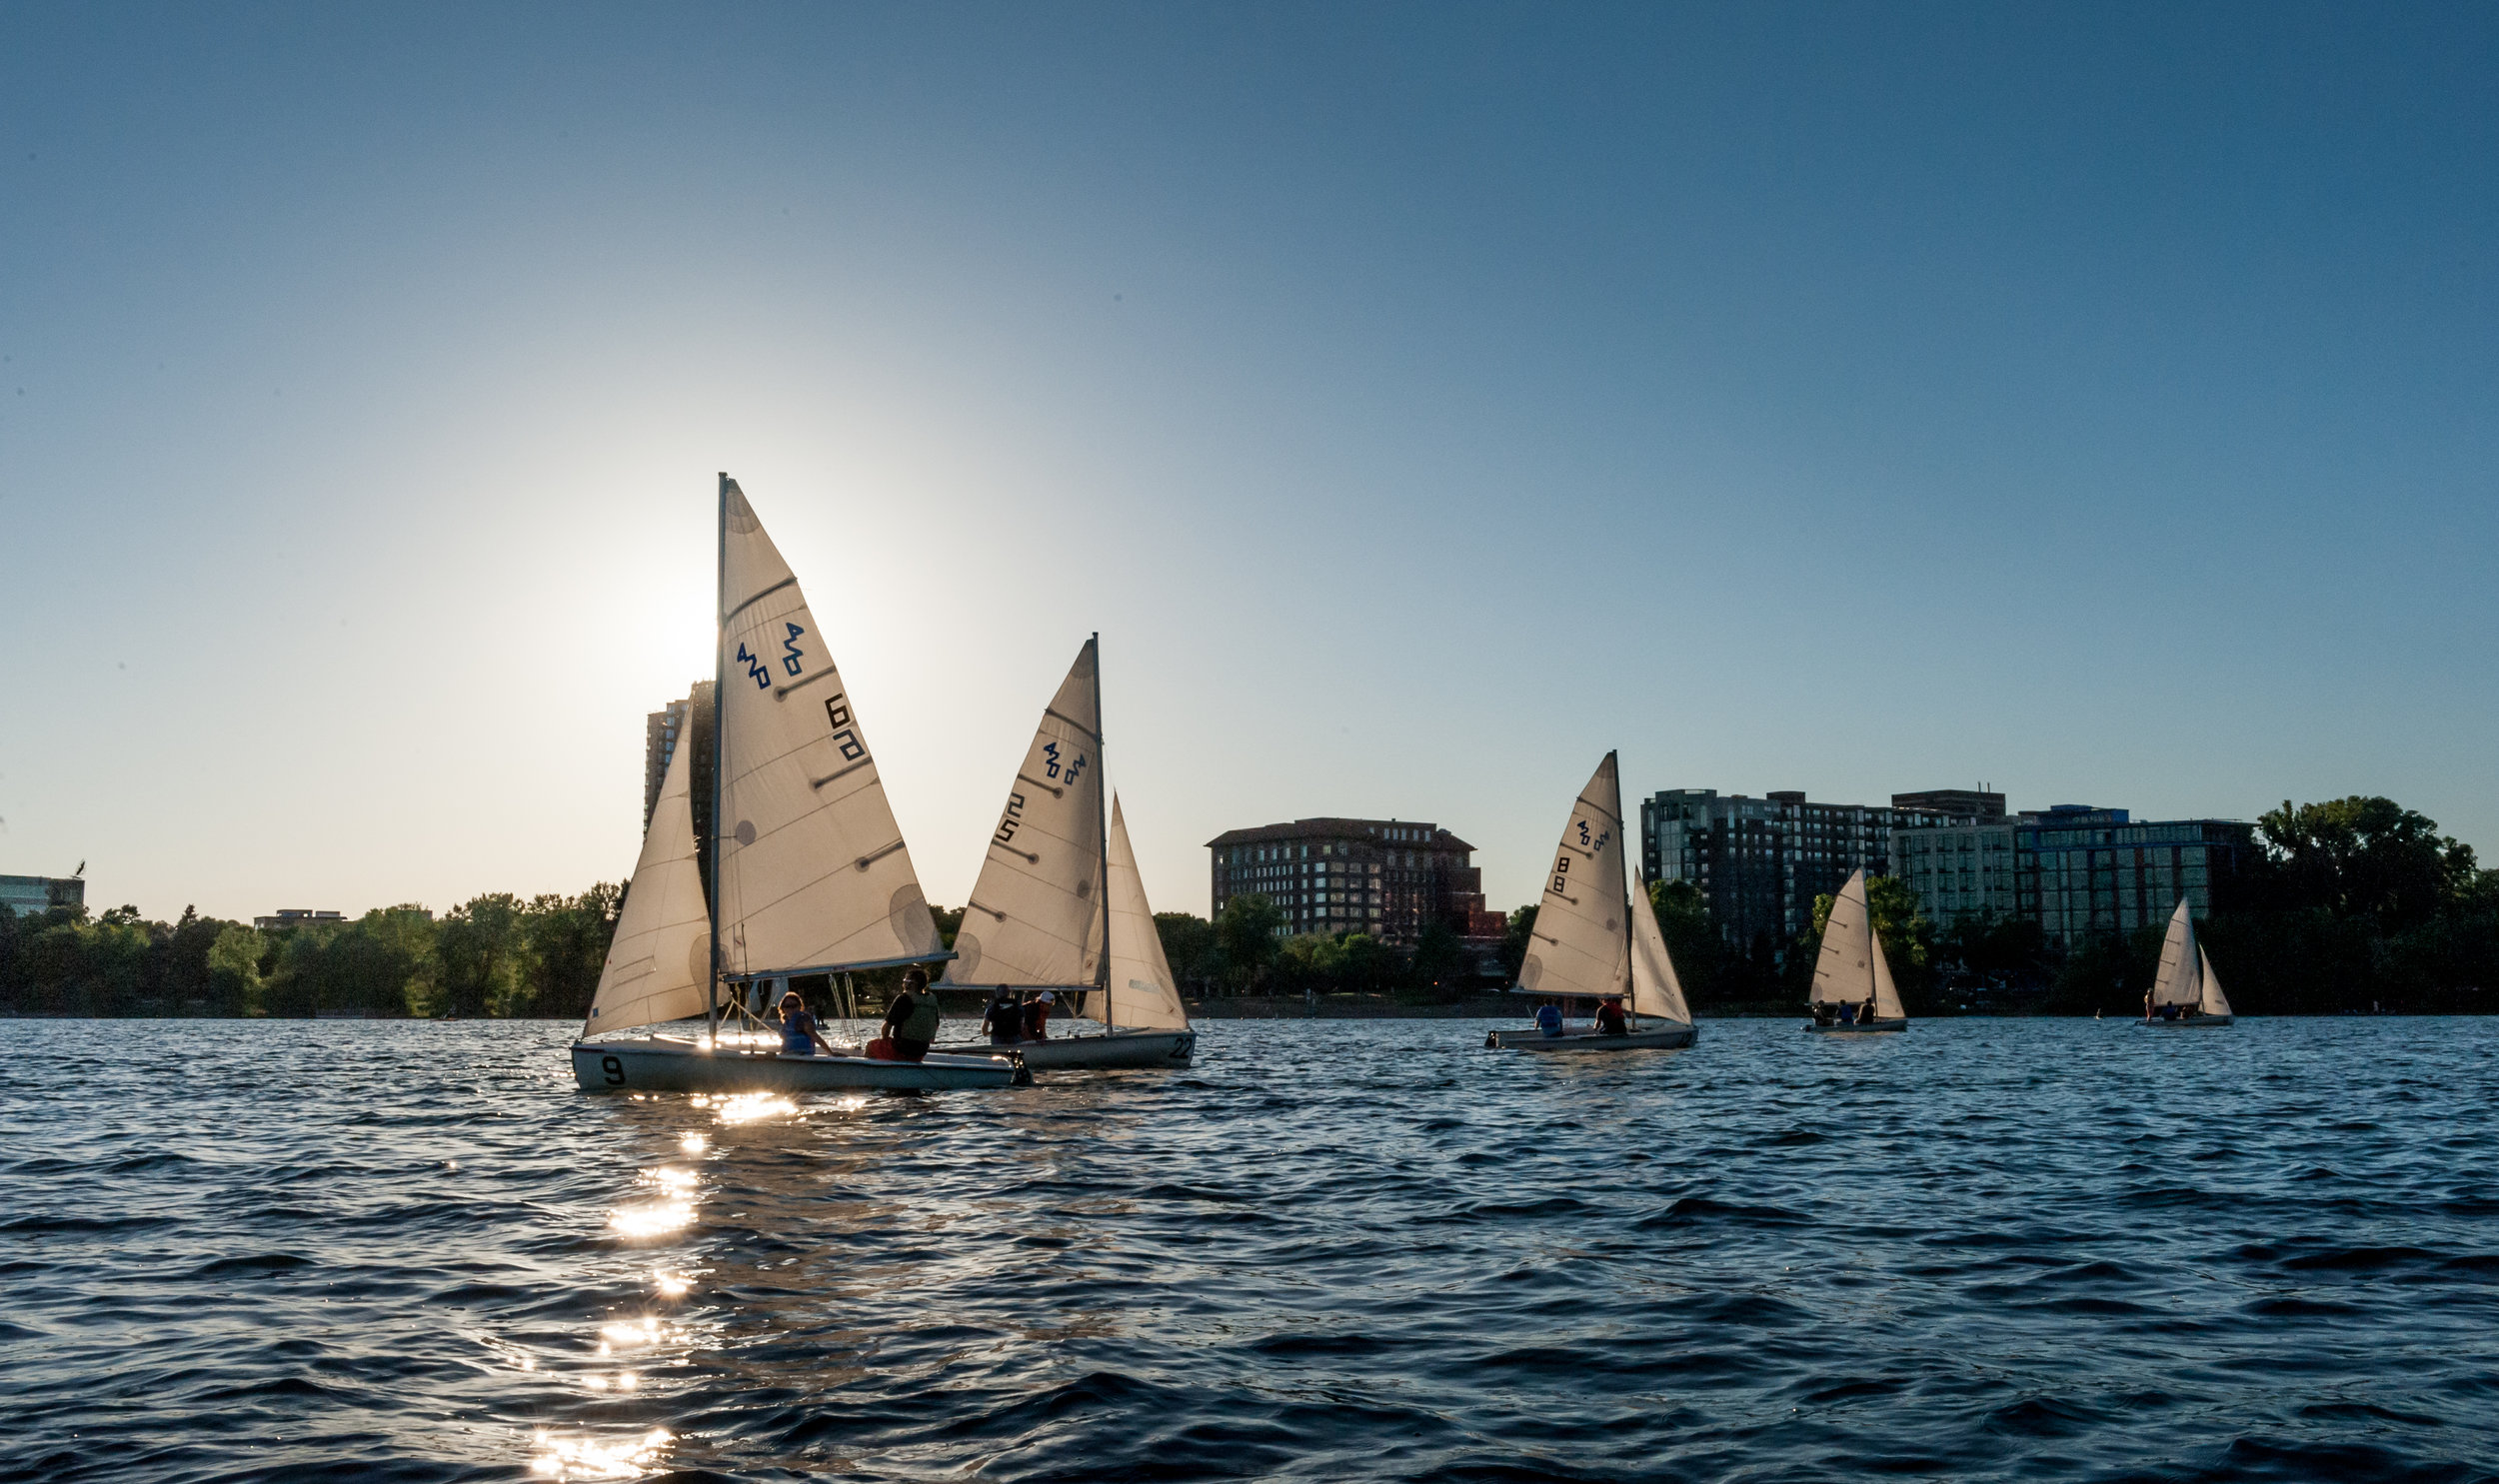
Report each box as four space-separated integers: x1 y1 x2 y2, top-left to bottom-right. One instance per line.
1517 752 1632 1002
1072 796 1192 1030
712 480 943 979
944 640 1105 989
2198 945 2232 1017
582 736 713 1036
1627 873 1692 1024
2150 901 2201 1007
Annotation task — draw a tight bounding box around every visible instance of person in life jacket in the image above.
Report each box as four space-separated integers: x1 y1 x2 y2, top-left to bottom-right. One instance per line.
878 968 942 1062
1594 995 1629 1035
981 986 1024 1045
1024 989 1056 1041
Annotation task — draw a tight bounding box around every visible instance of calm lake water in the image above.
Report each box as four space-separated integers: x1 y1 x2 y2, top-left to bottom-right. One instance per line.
4 1016 2496 1483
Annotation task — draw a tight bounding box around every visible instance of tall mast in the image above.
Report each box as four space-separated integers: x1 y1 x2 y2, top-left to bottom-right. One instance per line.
1094 632 1113 1032
1612 749 1635 1029
706 472 728 1045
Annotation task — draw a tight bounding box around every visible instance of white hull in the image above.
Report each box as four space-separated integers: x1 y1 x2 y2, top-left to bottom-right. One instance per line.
1805 1017 1908 1034
2138 1014 2234 1029
573 1036 1027 1092
1488 1024 1697 1051
937 1027 1196 1070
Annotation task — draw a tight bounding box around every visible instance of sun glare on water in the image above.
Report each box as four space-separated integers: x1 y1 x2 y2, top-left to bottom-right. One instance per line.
531 1427 673 1480
713 1092 799 1124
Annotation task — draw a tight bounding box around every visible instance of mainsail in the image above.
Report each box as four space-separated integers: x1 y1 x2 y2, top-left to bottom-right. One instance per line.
1073 795 1192 1031
1810 869 1876 1006
583 734 712 1036
2150 900 2201 1007
1627 877 1692 1024
712 478 943 979
1517 752 1632 1002
2197 944 2232 1017
944 640 1105 989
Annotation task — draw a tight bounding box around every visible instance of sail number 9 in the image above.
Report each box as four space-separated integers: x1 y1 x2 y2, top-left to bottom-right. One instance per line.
601 1054 626 1086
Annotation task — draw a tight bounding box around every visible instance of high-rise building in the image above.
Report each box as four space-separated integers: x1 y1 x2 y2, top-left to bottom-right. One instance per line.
1890 803 2262 948
645 681 718 896
1890 788 2006 821
1207 817 1501 946
1640 787 1984 956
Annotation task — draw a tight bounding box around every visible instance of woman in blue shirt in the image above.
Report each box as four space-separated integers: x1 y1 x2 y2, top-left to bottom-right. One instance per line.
778 990 835 1057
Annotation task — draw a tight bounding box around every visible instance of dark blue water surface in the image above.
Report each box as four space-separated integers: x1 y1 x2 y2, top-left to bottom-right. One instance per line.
4 1016 2497 1483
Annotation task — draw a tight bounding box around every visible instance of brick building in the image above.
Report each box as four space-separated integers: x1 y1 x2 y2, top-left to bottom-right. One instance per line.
1207 817 1503 946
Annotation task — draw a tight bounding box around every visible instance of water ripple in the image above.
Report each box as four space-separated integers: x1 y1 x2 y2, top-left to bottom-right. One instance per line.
2 1016 2497 1481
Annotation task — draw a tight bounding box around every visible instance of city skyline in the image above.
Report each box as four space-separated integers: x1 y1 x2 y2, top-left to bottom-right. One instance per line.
3 5 2493 924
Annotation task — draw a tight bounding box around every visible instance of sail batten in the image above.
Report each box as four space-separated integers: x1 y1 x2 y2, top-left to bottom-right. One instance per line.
1517 753 1632 1002
941 641 1107 989
583 734 712 1036
712 480 943 979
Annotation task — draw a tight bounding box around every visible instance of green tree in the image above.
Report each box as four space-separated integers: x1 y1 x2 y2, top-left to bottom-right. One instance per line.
1154 911 1219 991
207 924 268 1015
1404 920 1465 1000
1499 904 1538 981
430 893 527 1016
517 887 620 1017
1214 893 1284 993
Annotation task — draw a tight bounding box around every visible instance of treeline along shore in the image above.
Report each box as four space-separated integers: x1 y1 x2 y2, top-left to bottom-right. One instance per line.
3 795 2491 1019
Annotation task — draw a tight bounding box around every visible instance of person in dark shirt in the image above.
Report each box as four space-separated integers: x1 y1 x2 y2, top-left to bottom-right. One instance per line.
1024 989 1056 1041
881 968 942 1062
778 990 834 1057
982 986 1024 1045
1593 995 1628 1035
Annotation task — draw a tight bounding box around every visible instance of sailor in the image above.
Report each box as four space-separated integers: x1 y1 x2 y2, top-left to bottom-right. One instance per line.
1024 989 1056 1041
880 968 943 1062
1861 994 1877 1026
1837 1000 1858 1025
1813 1001 1836 1027
777 989 834 1057
982 985 1024 1045
1593 995 1628 1036
1533 1000 1563 1037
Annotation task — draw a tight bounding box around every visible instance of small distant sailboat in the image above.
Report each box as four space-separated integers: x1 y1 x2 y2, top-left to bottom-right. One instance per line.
1486 751 1698 1052
940 640 1195 1069
571 476 1024 1092
1805 869 1907 1033
2140 900 2234 1028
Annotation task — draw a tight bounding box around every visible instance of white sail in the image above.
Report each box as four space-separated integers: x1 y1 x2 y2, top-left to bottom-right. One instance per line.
2198 944 2232 1017
944 641 1105 989
1627 877 1692 1024
1810 869 1874 1005
712 479 943 979
1073 796 1192 1030
1516 752 1632 1003
1870 920 1905 1020
583 734 712 1036
2150 900 2200 1007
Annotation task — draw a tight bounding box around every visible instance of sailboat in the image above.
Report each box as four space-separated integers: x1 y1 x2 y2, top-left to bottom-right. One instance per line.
1805 869 1907 1033
2140 899 2233 1027
939 640 1195 1069
570 476 1026 1092
1486 751 1698 1052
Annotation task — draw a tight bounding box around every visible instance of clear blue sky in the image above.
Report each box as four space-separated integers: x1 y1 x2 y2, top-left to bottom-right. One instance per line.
3 2 2493 923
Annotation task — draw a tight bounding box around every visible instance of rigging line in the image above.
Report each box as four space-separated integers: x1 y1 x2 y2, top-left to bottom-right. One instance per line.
721 575 797 626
